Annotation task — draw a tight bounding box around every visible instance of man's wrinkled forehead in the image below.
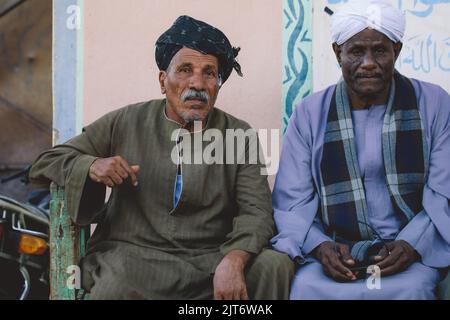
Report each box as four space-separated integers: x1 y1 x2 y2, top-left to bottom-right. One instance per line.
343 29 393 47
167 47 219 71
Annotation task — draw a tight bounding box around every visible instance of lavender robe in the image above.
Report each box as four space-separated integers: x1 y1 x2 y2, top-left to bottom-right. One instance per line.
272 79 450 300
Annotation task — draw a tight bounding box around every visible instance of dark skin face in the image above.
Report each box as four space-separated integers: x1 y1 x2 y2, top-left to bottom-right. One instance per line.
333 28 403 109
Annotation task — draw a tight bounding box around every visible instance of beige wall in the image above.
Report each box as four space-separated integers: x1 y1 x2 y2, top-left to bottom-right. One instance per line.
83 0 283 132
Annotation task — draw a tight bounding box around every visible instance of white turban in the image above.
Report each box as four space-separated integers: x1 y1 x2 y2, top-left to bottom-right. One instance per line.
331 0 406 45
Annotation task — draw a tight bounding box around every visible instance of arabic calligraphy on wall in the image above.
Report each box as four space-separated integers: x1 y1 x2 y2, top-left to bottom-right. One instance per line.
399 34 450 72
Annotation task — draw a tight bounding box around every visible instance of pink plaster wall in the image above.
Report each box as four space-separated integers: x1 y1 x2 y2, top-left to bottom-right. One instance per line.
83 0 283 132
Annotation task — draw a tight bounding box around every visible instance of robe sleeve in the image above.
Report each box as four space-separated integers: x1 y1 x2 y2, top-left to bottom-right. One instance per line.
303 218 333 256
271 103 330 262
219 126 275 257
396 88 450 268
29 109 123 226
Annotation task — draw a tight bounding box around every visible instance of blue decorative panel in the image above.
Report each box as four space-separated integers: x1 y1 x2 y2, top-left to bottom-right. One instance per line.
282 0 313 133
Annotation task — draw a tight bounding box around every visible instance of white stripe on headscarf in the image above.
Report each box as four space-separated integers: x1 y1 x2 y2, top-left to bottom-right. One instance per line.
331 0 406 45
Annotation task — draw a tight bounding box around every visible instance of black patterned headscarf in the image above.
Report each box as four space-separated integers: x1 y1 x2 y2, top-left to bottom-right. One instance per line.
155 15 243 84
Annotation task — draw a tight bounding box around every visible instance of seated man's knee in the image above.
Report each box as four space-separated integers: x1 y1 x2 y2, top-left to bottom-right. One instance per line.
251 249 295 279
245 249 295 300
399 276 436 299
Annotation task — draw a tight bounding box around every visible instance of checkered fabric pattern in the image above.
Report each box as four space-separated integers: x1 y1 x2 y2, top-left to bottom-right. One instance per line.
319 71 428 241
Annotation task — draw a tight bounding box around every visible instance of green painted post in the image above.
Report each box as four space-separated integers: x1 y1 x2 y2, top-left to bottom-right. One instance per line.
49 183 86 300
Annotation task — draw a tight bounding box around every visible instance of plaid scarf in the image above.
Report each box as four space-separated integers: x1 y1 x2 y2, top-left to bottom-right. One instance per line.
319 71 428 242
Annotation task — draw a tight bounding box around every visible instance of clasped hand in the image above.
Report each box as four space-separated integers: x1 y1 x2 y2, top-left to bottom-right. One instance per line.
313 240 419 282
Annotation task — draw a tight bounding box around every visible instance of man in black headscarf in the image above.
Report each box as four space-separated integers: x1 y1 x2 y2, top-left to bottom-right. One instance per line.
29 15 294 300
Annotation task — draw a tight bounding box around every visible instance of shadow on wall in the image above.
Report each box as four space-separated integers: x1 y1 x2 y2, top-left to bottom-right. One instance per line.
0 0 52 201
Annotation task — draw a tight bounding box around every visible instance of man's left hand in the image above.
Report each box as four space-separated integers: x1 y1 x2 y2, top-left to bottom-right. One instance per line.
374 240 420 277
213 250 251 300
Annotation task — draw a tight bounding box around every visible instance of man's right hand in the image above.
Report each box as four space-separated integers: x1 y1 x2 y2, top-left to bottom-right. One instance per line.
89 156 140 188
312 241 357 282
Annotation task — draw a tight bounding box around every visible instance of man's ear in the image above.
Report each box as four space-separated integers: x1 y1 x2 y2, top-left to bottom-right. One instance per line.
393 42 403 61
332 43 342 67
159 71 167 94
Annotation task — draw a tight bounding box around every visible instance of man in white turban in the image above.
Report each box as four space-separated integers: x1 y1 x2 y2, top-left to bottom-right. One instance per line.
272 0 450 299
331 0 406 45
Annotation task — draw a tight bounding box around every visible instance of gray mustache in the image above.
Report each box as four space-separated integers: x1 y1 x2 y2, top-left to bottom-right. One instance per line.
181 90 210 104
